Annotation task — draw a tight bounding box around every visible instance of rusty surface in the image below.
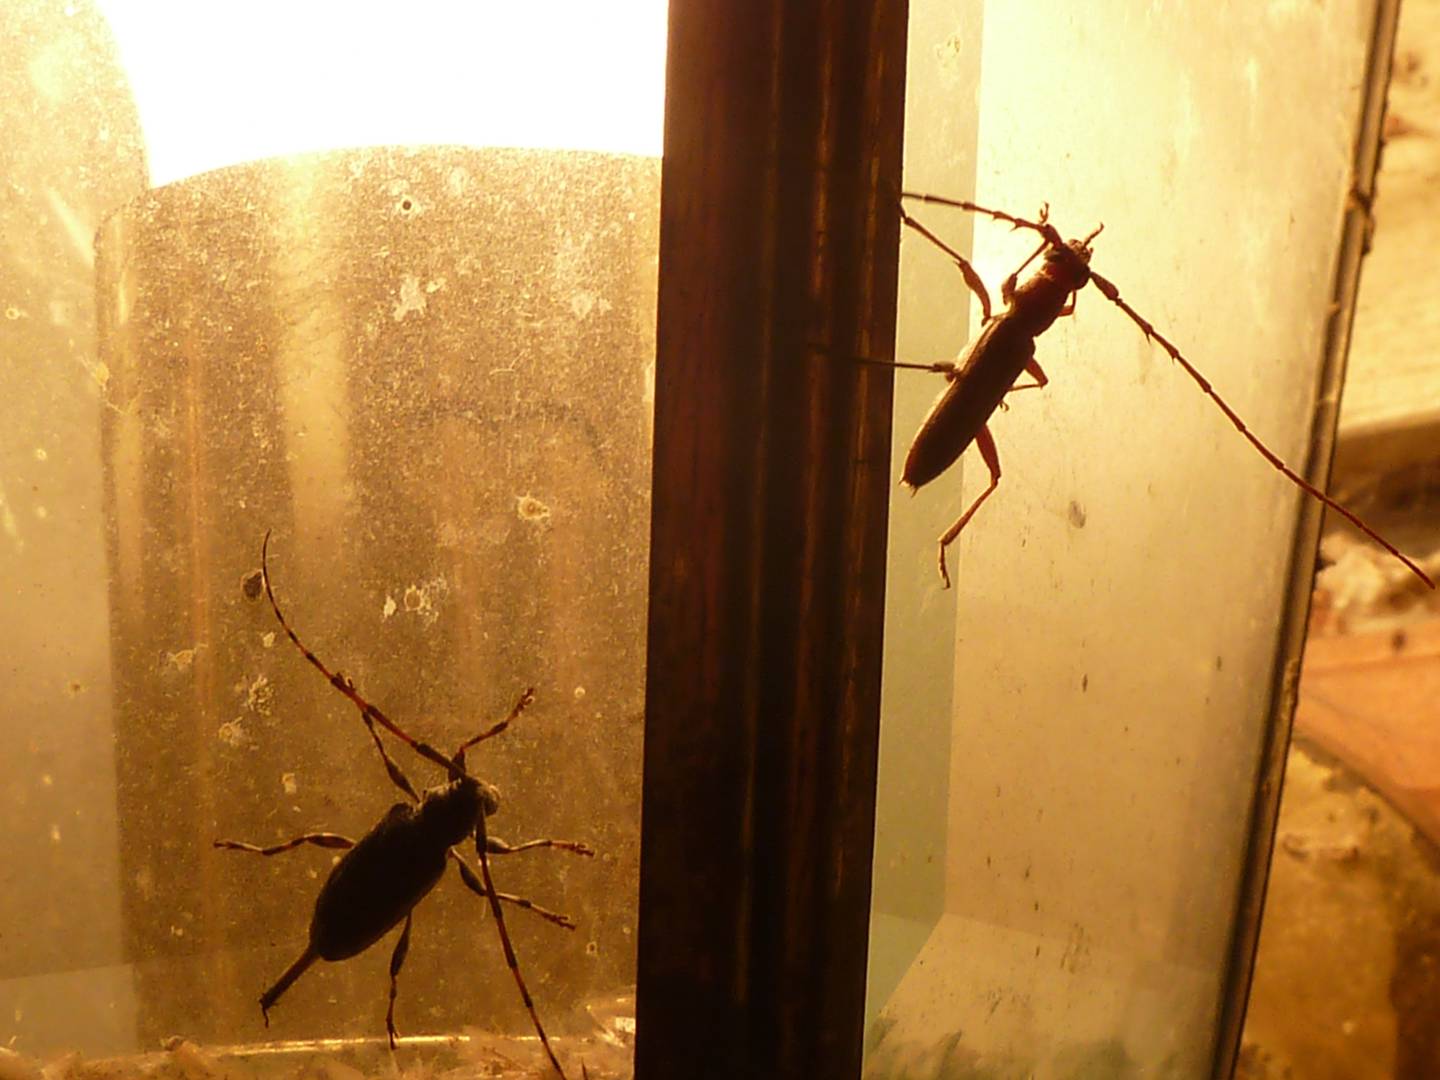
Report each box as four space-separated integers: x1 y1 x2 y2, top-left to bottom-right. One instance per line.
636 2 908 1077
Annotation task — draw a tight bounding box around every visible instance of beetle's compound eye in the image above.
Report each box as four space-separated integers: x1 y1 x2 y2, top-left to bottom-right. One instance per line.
480 780 501 816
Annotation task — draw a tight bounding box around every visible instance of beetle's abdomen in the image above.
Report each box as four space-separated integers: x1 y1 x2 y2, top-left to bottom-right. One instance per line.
309 804 450 961
902 318 1036 490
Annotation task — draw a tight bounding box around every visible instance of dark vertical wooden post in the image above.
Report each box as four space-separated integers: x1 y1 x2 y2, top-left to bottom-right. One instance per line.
637 3 909 1078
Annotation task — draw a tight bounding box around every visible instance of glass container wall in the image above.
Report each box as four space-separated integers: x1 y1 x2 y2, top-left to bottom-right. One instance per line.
867 2 1391 1075
1 4 664 1077
97 148 656 1067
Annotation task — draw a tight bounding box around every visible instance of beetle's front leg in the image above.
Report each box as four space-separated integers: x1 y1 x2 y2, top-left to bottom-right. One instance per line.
1001 235 1052 305
486 835 596 858
898 205 994 322
214 832 355 856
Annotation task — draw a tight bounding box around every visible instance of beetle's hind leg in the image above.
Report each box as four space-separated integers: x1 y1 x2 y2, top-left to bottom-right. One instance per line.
937 425 1003 589
385 914 414 1049
216 834 355 1030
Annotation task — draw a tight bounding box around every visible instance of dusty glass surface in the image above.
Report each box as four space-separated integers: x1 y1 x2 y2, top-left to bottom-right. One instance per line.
97 147 656 1075
2 4 660 1079
867 1 1381 1075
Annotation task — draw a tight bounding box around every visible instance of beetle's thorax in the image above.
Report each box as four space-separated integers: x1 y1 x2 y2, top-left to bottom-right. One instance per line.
1009 240 1092 332
416 774 500 847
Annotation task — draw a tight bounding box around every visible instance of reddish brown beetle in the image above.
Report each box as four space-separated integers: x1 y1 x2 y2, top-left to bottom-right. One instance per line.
888 191 1433 591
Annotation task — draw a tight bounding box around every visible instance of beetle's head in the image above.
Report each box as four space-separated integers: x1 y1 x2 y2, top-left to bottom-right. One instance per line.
454 772 500 816
1043 226 1101 289
1071 223 1105 263
448 747 499 815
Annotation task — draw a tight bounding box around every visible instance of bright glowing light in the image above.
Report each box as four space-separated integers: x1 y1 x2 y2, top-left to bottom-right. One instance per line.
99 1 669 187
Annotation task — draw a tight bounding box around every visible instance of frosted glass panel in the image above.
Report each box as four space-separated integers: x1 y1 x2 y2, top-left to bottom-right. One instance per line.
867 2 1383 1076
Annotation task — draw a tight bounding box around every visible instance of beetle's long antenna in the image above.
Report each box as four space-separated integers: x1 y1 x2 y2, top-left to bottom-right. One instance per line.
473 813 568 1079
1082 271 1434 589
455 687 535 757
260 531 466 778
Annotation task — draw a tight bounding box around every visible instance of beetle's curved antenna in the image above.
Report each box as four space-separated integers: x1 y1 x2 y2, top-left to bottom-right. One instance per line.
259 530 462 782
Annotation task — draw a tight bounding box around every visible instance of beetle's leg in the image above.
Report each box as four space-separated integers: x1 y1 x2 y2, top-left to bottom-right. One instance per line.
819 348 960 378
359 717 421 802
485 835 596 858
997 352 1047 412
1057 290 1078 318
259 946 318 1026
897 205 993 322
1000 236 1052 305
385 914 413 1049
901 191 1064 249
451 853 578 929
936 425 1002 589
1005 358 1050 397
214 832 354 856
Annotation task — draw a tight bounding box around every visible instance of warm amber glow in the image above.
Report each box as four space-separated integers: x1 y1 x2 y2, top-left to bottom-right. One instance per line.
99 1 668 187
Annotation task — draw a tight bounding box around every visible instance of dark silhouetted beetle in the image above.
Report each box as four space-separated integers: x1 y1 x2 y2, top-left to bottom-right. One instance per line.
216 532 591 1078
